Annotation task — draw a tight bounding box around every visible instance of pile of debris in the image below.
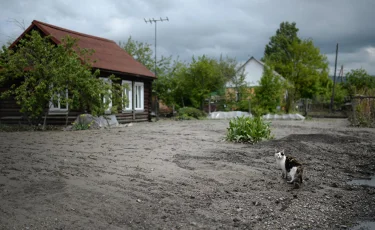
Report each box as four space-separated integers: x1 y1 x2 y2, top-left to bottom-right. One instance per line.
208 111 305 120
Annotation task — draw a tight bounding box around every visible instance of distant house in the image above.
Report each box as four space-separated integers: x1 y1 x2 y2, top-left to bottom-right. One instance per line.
224 56 286 110
226 56 284 88
0 20 156 125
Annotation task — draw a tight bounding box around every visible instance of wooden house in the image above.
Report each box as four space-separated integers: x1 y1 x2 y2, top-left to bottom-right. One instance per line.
0 20 156 125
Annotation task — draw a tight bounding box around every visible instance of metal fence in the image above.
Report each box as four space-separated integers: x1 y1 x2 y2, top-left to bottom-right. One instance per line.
296 98 350 118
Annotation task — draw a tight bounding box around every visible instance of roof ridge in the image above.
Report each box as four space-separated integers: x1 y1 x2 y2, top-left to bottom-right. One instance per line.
33 20 115 43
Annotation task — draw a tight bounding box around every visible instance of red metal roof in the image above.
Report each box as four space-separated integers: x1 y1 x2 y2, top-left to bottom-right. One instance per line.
10 20 155 78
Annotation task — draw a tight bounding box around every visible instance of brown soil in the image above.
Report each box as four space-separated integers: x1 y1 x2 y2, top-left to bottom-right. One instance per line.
0 118 374 230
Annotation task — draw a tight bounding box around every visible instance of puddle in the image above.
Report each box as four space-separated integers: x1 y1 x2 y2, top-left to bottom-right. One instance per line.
347 175 375 187
350 221 375 230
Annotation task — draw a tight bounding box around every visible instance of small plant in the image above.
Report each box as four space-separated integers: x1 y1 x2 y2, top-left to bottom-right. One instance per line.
226 116 273 144
176 107 207 120
72 122 92 130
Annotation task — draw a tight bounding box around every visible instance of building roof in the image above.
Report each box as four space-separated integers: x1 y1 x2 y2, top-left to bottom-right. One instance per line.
9 20 155 79
238 56 285 80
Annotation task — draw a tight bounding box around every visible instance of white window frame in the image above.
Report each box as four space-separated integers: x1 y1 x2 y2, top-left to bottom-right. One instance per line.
134 82 144 111
49 88 69 114
100 77 112 114
122 80 132 111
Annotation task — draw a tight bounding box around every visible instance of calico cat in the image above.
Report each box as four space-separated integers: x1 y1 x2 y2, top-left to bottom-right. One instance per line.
274 149 304 188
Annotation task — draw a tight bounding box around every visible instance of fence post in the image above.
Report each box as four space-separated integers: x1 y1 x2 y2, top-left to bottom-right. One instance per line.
352 97 357 126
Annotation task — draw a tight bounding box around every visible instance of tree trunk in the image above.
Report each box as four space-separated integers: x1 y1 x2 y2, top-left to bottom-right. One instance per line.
201 97 204 111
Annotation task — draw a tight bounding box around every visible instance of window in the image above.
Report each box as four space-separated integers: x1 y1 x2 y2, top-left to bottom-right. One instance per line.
49 89 68 113
134 82 144 110
122 80 132 111
100 77 112 114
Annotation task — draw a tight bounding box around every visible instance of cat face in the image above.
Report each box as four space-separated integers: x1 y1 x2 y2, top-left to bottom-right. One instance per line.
274 149 285 160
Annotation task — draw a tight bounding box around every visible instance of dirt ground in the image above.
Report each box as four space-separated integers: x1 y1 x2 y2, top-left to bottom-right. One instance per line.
0 118 375 230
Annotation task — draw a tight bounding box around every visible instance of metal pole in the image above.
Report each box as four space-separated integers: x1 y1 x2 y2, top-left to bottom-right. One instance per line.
144 17 169 120
330 43 339 113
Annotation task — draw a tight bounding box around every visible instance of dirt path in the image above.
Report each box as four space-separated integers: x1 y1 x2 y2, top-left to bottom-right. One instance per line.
0 119 374 229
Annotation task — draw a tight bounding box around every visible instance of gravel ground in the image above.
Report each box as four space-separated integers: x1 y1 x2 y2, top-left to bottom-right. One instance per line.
0 118 374 230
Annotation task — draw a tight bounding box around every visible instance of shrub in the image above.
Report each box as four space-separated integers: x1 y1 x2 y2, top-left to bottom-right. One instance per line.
226 116 273 144
177 107 207 120
72 122 92 130
349 90 375 127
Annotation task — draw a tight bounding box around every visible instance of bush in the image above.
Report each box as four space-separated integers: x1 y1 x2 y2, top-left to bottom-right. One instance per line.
349 91 375 127
226 116 273 144
177 107 207 120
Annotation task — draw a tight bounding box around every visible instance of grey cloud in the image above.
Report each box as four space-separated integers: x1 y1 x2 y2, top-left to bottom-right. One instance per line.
0 0 374 74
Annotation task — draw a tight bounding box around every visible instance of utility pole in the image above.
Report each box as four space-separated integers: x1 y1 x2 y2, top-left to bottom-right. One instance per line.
330 43 339 113
144 17 169 120
339 65 344 83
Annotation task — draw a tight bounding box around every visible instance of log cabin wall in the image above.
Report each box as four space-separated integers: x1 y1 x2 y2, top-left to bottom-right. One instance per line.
0 71 154 125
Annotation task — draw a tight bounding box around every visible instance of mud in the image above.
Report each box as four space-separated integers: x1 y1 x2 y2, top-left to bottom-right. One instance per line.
0 118 374 229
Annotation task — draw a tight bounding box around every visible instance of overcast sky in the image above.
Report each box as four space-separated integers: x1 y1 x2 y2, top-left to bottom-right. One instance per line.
1 0 375 75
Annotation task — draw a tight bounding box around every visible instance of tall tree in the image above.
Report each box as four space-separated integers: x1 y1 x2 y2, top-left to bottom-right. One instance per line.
263 21 300 77
263 21 330 111
287 39 330 99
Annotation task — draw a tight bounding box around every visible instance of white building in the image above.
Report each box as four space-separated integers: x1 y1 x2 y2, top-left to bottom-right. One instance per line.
226 56 284 88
